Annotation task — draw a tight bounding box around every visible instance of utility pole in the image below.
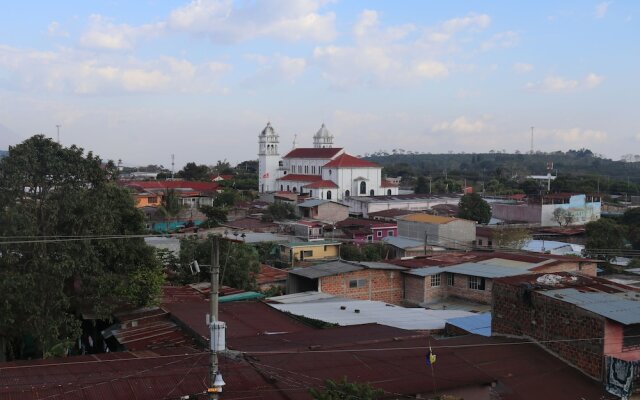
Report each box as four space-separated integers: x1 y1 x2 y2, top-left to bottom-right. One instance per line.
56 124 61 143
208 236 224 399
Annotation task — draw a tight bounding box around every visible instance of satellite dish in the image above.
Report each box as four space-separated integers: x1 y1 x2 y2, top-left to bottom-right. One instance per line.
189 260 200 274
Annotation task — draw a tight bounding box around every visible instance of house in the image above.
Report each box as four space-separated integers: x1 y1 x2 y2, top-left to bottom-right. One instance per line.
285 260 407 305
397 213 476 250
121 180 220 209
258 122 399 199
335 217 397 243
391 251 598 306
491 193 601 226
254 264 288 292
296 199 349 222
492 272 640 398
292 220 324 239
223 216 279 233
279 240 341 264
382 236 432 258
368 208 416 222
342 193 460 218
475 226 495 248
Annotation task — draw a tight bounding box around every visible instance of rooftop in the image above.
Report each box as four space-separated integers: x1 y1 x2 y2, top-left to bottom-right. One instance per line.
283 147 343 159
348 194 460 203
303 179 339 188
277 173 323 182
281 239 341 248
368 208 417 218
288 260 363 278
322 153 380 168
399 213 468 224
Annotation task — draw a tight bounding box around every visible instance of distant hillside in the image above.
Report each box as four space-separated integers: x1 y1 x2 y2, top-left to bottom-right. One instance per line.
0 150 7 159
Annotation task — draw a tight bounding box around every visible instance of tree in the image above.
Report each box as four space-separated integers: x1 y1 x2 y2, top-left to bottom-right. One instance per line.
310 377 383 400
552 208 574 226
179 235 260 290
457 193 491 224
177 162 210 181
199 205 228 228
492 227 532 249
620 207 640 250
0 136 163 360
262 203 297 221
585 219 625 262
414 176 429 194
158 189 183 232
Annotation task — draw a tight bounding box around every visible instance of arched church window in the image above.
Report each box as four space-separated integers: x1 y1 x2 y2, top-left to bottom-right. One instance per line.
370 189 374 196
280 185 283 191
345 190 350 197
293 187 297 193
287 185 290 191
309 190 313 197
326 190 332 200
387 189 392 195
360 181 366 194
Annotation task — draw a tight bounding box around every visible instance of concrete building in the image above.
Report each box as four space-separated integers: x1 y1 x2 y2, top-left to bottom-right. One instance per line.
492 272 640 398
335 217 397 243
491 193 601 226
296 199 349 222
279 240 341 264
397 213 476 250
342 194 460 218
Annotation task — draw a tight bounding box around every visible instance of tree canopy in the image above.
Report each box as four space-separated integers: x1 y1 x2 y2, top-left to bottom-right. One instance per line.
457 193 491 224
309 377 384 400
177 162 210 181
585 218 625 262
0 136 163 360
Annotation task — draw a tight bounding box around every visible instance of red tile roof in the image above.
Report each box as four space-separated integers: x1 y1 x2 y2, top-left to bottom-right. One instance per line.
277 174 323 182
256 264 288 285
303 180 339 188
283 147 343 159
380 179 398 187
322 153 380 168
336 217 396 229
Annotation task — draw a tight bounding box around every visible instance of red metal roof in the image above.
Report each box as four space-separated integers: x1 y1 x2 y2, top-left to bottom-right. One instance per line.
282 147 343 159
322 153 380 168
255 264 288 285
368 208 416 218
336 217 396 229
380 179 398 187
223 217 278 231
122 180 220 192
303 180 339 188
277 174 323 182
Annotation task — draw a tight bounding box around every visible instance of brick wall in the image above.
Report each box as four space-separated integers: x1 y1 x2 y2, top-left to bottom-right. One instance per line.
403 275 425 305
492 280 605 380
319 269 403 305
447 274 493 304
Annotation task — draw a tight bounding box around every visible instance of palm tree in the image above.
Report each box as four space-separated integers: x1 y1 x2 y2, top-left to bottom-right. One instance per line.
158 189 183 232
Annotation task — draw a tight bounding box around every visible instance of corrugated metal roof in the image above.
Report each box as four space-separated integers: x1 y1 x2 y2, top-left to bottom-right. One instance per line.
446 313 492 337
282 239 341 247
267 291 337 303
382 236 425 249
297 199 330 207
270 299 473 330
399 214 462 224
539 288 640 325
443 262 529 278
288 261 363 278
358 262 407 270
406 266 446 277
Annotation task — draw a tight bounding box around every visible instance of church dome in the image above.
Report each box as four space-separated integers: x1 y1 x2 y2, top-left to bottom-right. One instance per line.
260 122 277 137
314 123 333 139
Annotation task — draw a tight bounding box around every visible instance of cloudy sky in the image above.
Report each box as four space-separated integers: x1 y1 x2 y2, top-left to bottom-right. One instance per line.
0 0 638 167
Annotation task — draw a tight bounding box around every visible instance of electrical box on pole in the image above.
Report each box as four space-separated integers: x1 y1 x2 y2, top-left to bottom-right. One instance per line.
210 321 226 352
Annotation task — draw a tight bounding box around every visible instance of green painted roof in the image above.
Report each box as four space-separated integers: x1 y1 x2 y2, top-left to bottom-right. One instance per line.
218 291 265 303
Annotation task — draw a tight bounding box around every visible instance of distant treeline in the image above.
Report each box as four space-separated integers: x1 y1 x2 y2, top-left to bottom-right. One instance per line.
366 149 640 196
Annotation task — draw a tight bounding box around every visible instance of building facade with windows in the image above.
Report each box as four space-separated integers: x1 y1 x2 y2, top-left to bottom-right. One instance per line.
258 123 399 199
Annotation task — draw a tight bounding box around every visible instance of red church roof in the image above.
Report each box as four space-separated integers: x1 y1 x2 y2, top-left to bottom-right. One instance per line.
283 147 343 159
278 174 323 182
323 153 380 168
304 180 339 189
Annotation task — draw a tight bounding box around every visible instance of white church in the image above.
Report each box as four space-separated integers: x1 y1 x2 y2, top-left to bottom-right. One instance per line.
258 122 398 201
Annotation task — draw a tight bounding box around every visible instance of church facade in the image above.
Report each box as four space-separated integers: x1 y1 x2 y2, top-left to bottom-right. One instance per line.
258 123 398 201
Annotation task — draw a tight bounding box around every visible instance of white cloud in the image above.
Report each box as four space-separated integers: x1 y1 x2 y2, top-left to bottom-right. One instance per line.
481 31 519 51
555 128 607 143
413 61 449 79
595 1 612 19
636 132 640 141
79 14 164 50
167 0 337 43
441 14 491 33
243 54 307 86
47 21 69 38
0 45 230 94
585 72 604 88
513 62 534 73
525 73 604 92
432 116 489 134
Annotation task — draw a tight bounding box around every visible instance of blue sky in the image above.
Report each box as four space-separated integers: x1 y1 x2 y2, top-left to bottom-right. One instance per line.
0 0 638 168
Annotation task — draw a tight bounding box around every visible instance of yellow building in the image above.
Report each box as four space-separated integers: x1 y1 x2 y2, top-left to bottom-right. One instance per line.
134 192 163 208
280 240 341 264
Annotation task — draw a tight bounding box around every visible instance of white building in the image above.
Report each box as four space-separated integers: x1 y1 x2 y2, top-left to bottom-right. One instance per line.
258 123 398 200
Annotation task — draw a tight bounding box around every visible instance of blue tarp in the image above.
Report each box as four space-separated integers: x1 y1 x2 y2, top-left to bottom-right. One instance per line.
446 313 492 337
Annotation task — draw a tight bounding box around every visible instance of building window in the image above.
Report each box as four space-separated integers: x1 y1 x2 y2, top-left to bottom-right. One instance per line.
298 165 302 173
360 181 366 194
387 230 394 237
287 185 290 191
387 189 392 195
279 161 283 167
329 169 332 175
305 166 309 173
366 235 373 242
447 273 454 286
349 279 367 288
302 250 313 257
345 190 350 197
148 197 158 204
623 324 640 347
376 230 383 238
431 274 441 287
468 276 486 290
280 185 283 191
309 190 313 197
370 189 374 196
293 187 297 193
488 240 493 248
326 191 332 200
312 166 316 174
477 239 483 246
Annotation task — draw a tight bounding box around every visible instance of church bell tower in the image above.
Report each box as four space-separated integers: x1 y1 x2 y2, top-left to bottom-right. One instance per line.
258 122 279 193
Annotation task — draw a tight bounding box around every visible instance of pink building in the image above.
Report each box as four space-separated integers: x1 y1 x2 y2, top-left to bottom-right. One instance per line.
335 217 397 244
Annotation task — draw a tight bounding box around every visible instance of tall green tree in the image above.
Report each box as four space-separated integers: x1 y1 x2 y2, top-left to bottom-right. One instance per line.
177 162 210 181
585 219 625 262
0 135 163 360
457 193 491 224
310 377 384 400
621 208 640 250
414 176 429 194
158 188 184 231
